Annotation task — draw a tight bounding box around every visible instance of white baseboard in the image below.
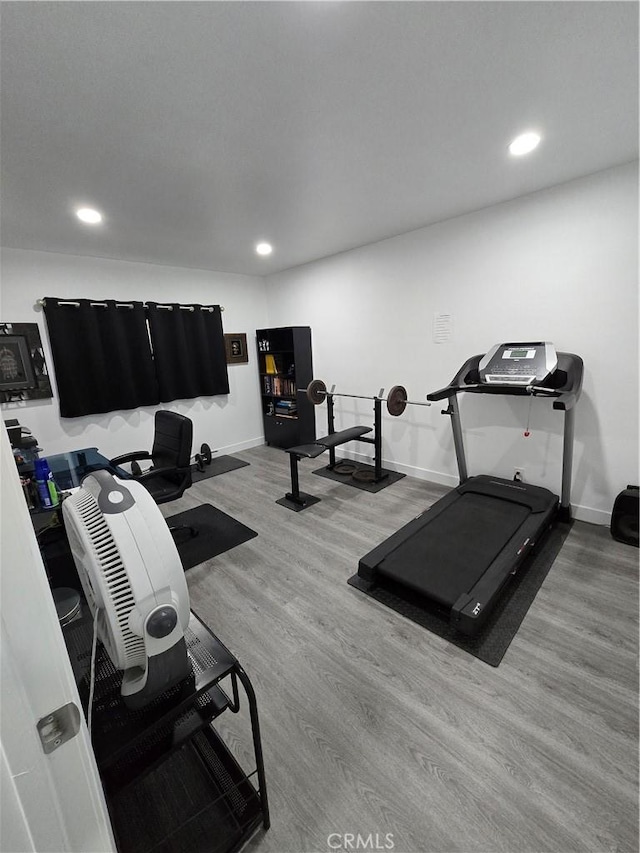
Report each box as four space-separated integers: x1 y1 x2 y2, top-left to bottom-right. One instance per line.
214 436 266 456
571 504 611 526
381 458 459 490
334 447 611 527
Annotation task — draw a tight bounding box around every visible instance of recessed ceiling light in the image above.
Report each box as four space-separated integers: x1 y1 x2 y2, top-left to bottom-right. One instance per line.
255 242 273 256
508 132 541 156
76 207 103 224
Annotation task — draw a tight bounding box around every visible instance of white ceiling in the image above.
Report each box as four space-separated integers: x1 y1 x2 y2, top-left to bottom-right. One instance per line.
1 2 637 277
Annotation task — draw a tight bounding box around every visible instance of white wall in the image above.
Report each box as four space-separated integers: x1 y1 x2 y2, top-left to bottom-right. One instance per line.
2 164 637 523
265 162 639 525
0 249 269 461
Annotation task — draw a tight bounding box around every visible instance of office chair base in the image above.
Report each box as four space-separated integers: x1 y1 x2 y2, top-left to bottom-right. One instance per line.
170 525 199 544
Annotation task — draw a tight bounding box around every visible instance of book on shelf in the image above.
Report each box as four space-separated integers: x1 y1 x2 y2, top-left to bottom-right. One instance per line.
263 353 295 377
264 376 297 396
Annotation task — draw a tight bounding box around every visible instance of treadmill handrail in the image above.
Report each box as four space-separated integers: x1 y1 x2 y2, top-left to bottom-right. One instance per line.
528 384 577 411
427 383 463 402
427 354 482 402
428 382 564 402
427 351 583 410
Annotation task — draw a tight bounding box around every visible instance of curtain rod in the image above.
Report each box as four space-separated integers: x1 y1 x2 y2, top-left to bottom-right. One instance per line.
36 299 224 311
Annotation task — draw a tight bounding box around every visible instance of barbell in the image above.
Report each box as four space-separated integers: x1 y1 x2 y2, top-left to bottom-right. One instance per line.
304 378 431 417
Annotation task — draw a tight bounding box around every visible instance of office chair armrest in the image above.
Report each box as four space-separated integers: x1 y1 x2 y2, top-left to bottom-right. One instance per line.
136 465 191 483
109 451 153 466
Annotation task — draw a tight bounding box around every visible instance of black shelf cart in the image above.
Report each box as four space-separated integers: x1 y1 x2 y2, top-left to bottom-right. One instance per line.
256 326 315 448
64 611 270 853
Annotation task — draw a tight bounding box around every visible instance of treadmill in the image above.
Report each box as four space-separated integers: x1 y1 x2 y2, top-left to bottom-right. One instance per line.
357 342 583 635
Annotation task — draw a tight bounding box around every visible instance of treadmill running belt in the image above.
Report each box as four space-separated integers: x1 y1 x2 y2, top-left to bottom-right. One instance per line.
378 493 530 607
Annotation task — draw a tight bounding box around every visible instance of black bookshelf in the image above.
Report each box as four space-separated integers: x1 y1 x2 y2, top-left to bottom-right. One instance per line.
256 326 315 448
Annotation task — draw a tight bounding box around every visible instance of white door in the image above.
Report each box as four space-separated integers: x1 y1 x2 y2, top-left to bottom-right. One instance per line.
0 427 115 853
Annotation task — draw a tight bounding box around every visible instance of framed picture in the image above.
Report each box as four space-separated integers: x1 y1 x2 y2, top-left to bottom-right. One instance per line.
0 335 36 391
224 333 249 365
0 323 53 403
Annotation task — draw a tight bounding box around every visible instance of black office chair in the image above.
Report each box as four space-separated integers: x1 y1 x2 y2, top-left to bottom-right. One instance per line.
110 411 197 537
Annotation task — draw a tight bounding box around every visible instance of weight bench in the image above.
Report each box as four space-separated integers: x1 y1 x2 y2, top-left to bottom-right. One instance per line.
277 426 372 512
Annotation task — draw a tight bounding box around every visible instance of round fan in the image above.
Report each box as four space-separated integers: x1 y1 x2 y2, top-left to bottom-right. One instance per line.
63 469 191 709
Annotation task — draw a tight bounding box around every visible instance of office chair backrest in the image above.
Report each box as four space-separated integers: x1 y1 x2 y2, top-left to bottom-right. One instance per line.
151 411 193 485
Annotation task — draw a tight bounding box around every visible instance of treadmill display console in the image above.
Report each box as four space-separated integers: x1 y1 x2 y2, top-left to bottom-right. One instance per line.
478 342 557 386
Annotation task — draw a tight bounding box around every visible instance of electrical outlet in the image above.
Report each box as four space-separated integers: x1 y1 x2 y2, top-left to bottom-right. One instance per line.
513 468 525 482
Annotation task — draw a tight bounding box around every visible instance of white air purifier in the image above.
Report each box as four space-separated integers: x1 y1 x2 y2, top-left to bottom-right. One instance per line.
63 470 191 709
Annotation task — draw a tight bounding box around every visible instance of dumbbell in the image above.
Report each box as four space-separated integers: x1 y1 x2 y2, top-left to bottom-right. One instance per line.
194 443 213 472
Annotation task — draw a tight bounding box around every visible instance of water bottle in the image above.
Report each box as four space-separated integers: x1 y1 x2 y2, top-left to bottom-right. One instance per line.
34 458 59 509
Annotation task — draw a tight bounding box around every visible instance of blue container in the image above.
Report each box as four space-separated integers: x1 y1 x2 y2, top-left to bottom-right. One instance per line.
34 458 59 509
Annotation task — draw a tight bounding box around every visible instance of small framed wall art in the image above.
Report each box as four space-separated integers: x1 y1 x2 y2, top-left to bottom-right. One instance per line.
0 322 53 403
224 333 249 365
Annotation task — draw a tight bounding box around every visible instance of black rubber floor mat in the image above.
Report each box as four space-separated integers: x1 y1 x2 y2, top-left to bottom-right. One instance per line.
313 463 406 493
166 504 258 570
347 521 573 666
191 455 249 483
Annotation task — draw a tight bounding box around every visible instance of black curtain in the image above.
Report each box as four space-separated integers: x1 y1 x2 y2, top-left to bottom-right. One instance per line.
146 303 229 402
43 298 159 417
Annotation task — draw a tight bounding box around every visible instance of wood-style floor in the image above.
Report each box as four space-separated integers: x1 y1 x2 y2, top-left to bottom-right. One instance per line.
163 446 639 853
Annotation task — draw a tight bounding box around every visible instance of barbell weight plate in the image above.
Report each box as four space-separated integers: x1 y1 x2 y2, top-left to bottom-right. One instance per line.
387 385 408 417
333 461 358 476
352 468 377 483
200 443 212 465
195 454 206 473
307 378 327 405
